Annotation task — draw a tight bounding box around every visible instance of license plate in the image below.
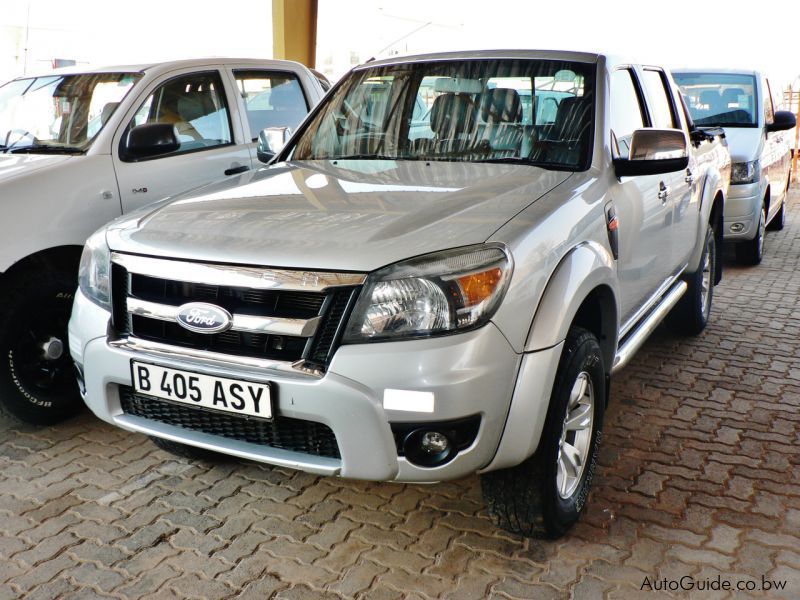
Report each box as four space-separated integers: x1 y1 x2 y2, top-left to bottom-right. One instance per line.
131 361 273 419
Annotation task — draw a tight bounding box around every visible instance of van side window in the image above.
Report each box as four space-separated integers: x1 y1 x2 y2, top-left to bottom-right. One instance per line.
610 69 645 159
763 78 775 124
641 69 678 129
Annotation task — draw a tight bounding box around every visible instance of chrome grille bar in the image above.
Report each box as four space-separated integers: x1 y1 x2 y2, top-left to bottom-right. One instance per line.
127 297 321 338
112 252 366 292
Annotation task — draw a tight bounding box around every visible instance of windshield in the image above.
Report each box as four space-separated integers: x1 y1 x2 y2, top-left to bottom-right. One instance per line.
291 59 594 169
0 72 141 153
673 72 758 127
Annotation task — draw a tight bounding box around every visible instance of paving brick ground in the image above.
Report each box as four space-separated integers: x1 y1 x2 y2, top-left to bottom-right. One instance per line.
2 191 800 599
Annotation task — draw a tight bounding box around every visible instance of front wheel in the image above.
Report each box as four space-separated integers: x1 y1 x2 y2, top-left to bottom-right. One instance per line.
735 205 765 265
0 271 82 424
670 225 716 335
480 327 605 539
767 198 786 231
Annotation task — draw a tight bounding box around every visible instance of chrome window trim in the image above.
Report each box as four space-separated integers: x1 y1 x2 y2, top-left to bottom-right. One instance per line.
112 252 367 292
127 297 322 337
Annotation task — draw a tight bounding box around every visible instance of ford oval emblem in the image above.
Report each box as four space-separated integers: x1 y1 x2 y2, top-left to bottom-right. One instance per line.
175 303 232 334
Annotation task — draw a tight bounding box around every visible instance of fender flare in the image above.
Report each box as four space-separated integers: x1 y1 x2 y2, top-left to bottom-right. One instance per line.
525 240 619 370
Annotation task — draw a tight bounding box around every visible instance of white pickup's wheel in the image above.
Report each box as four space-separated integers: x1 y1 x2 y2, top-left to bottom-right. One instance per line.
671 225 716 335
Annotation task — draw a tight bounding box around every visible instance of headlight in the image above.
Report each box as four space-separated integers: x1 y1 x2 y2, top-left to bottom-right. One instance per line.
78 228 111 310
343 244 512 342
730 160 760 184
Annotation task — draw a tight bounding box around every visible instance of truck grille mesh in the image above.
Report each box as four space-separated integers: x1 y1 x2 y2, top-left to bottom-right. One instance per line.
111 260 359 369
120 386 341 459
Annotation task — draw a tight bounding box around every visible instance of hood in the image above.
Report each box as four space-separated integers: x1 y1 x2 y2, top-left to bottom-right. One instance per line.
719 127 763 162
0 153 74 183
109 160 571 272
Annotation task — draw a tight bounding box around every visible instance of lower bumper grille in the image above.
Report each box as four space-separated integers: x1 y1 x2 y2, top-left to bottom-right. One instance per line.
120 387 340 459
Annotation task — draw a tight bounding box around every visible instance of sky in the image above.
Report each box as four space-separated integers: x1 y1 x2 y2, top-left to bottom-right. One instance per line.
1 0 798 91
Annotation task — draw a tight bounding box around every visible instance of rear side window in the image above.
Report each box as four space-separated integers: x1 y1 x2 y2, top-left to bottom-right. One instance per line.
610 69 645 159
641 69 678 129
126 71 232 158
234 70 309 140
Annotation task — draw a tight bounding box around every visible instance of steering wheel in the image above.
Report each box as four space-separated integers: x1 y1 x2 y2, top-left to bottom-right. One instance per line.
4 128 37 149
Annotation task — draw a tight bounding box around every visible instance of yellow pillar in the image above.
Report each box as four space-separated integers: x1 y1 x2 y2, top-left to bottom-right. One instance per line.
272 0 318 68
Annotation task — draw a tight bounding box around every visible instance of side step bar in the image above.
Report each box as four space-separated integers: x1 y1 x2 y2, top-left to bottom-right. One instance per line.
612 281 687 374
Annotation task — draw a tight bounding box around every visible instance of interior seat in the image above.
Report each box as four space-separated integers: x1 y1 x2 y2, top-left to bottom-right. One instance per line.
478 88 523 156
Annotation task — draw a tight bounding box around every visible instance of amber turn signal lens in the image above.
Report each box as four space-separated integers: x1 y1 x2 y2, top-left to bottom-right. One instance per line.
456 268 503 306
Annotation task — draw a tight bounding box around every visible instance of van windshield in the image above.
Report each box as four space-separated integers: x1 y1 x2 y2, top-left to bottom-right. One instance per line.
0 72 141 153
673 72 758 127
291 58 594 170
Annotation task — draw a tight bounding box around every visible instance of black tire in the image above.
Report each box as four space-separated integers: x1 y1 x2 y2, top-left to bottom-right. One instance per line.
0 271 82 425
480 327 605 539
767 197 786 231
670 226 716 336
149 436 221 461
735 204 765 265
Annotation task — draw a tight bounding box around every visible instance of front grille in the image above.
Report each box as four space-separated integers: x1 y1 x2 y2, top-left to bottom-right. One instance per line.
120 386 340 459
111 256 360 369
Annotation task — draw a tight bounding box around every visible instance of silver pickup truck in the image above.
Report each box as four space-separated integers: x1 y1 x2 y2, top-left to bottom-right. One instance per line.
69 50 730 538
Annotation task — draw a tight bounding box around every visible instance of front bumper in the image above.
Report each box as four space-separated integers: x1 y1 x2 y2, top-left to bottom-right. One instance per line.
69 288 556 482
723 182 762 241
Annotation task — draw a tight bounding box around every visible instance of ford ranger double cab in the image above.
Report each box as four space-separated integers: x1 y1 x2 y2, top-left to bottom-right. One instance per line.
0 58 326 423
69 50 730 538
673 69 795 265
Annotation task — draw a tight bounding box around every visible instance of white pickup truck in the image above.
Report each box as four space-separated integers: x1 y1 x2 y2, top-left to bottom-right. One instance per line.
70 50 731 538
0 58 326 424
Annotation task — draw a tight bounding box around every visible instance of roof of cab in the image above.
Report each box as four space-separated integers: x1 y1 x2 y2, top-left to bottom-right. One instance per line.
13 57 308 80
361 49 602 69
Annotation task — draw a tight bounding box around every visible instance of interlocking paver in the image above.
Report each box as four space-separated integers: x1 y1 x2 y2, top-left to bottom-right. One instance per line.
2 191 800 597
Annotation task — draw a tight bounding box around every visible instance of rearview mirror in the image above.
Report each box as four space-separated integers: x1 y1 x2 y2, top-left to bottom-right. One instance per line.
767 110 796 133
257 126 291 163
613 128 689 177
124 123 179 159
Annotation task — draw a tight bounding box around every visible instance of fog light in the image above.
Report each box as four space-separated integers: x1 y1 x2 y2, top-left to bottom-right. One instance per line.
421 431 450 454
730 222 744 233
403 428 457 467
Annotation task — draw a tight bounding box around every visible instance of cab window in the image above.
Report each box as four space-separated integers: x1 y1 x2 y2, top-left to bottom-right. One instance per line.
124 71 232 159
610 69 645 159
234 70 308 140
641 69 678 129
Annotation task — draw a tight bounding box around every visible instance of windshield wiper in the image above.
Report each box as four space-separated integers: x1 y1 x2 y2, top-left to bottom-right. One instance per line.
328 154 399 161
473 157 534 165
8 144 86 155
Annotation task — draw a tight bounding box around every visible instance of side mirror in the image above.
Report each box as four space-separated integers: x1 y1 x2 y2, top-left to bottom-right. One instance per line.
257 126 291 163
124 123 179 159
613 128 689 177
767 110 797 133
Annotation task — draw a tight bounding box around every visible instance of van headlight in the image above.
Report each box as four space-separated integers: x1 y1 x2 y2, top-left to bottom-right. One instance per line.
730 159 760 184
343 244 512 342
78 229 111 310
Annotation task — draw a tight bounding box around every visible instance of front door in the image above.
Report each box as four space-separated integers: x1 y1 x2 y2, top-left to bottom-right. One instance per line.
112 68 251 213
608 67 675 325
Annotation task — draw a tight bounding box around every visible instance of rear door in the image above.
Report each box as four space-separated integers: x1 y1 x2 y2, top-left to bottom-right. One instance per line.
609 67 675 325
112 66 252 213
223 66 316 166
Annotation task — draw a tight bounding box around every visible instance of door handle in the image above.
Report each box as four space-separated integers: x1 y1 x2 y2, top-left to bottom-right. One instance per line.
684 169 695 185
657 182 670 203
224 165 250 176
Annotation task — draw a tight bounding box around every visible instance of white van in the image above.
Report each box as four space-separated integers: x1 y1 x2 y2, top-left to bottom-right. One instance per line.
673 69 796 264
